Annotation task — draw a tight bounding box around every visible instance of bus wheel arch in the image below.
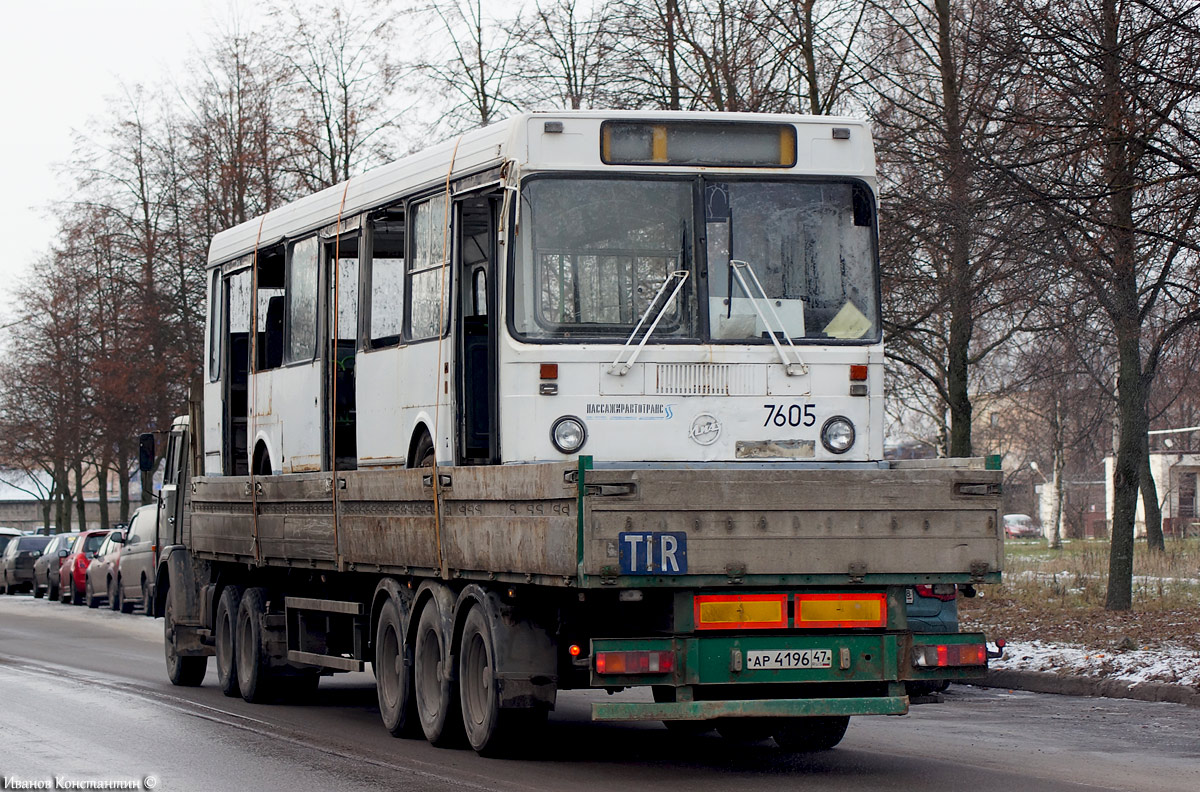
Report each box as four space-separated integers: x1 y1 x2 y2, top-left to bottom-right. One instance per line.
408 425 435 468
253 441 273 475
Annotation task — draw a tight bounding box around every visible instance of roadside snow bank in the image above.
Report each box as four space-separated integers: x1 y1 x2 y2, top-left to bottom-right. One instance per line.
993 639 1200 688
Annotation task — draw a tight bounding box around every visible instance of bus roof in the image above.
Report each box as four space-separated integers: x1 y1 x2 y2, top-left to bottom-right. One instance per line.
206 110 872 268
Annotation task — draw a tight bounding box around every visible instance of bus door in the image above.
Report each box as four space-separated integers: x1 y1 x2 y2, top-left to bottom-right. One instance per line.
455 194 500 464
324 233 360 471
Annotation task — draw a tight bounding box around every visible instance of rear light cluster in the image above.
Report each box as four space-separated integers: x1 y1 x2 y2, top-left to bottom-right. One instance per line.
913 584 957 602
594 650 674 675
76 556 89 569
913 643 987 668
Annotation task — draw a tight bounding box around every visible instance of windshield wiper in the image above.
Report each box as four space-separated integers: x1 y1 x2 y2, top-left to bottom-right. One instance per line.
608 270 691 376
729 260 808 376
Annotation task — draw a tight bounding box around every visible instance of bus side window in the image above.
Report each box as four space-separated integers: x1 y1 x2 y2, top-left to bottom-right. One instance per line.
368 210 406 348
409 195 450 341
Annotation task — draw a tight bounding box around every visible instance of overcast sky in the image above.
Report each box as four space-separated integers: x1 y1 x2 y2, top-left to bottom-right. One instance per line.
0 1 240 321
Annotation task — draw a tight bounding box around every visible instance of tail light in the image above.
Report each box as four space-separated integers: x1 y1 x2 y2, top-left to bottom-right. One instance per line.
76 556 89 570
913 584 957 602
595 650 674 675
913 643 987 667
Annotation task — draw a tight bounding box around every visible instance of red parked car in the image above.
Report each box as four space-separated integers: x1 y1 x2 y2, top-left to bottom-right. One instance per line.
58 530 111 606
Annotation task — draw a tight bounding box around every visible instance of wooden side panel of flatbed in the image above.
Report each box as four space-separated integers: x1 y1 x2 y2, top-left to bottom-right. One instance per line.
189 463 578 578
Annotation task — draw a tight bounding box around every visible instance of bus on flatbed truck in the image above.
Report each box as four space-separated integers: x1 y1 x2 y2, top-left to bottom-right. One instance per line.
145 111 1002 756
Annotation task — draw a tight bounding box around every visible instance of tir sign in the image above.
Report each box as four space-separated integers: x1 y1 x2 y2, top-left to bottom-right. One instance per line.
618 531 688 574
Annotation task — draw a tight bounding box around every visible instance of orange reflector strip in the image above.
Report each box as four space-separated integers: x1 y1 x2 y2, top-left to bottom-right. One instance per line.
794 593 887 628
850 364 868 381
540 363 558 380
694 594 787 630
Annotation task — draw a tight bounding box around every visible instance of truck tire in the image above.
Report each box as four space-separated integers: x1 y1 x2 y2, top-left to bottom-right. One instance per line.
375 598 419 737
236 587 277 704
142 580 152 617
772 716 850 752
164 594 208 686
413 599 463 746
216 586 243 698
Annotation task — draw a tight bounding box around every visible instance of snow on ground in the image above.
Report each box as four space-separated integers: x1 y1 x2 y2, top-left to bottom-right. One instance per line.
993 639 1200 688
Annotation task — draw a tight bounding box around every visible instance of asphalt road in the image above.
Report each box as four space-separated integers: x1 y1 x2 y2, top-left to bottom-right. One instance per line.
1 593 1197 792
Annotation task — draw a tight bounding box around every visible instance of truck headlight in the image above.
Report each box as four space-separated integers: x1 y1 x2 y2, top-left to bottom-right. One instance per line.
821 416 855 454
551 416 587 454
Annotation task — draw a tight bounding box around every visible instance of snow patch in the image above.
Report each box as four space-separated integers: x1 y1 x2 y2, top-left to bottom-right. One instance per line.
992 639 1200 688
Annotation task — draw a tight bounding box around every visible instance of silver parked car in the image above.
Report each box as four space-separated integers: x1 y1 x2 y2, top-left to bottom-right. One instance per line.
83 530 124 609
32 532 80 599
114 505 159 615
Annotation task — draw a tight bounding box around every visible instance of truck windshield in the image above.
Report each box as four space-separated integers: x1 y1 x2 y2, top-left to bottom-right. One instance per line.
512 176 878 343
512 178 696 339
706 180 877 342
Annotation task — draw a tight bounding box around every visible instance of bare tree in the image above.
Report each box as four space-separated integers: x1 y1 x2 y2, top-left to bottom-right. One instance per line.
416 0 522 131
269 0 404 190
509 0 619 110
998 0 1200 608
869 0 1047 458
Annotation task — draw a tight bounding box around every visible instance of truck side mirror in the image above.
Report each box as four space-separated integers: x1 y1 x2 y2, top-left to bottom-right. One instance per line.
138 433 155 472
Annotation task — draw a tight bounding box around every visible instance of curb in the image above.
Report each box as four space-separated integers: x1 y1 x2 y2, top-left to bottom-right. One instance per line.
965 669 1200 708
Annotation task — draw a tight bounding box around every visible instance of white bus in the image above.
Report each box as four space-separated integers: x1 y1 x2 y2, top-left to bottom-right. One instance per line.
204 111 882 478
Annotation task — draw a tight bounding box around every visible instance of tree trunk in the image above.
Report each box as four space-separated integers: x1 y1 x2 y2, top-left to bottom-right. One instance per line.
118 450 131 523
1138 448 1165 551
936 0 973 458
74 458 87 531
1106 327 1144 611
97 459 110 531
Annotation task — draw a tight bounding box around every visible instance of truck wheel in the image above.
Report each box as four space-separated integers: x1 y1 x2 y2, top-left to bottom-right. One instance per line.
142 581 152 617
773 716 850 752
375 598 419 737
413 601 463 746
86 579 101 608
236 587 276 703
216 586 243 697
716 718 773 744
164 594 208 686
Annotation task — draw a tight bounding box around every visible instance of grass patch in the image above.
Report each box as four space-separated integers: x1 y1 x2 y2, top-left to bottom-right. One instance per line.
960 538 1200 651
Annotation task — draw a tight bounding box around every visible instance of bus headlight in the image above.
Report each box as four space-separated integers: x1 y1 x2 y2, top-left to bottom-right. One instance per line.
551 416 588 454
821 416 855 454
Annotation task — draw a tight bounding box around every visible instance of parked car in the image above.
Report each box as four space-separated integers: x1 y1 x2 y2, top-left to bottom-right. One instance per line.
31 532 80 600
84 529 125 609
1 534 53 594
1003 513 1041 539
0 527 22 556
114 506 158 615
59 530 111 605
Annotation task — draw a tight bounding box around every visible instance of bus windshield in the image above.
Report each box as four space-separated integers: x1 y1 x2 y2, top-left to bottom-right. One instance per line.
706 180 877 342
513 176 878 343
513 178 697 339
